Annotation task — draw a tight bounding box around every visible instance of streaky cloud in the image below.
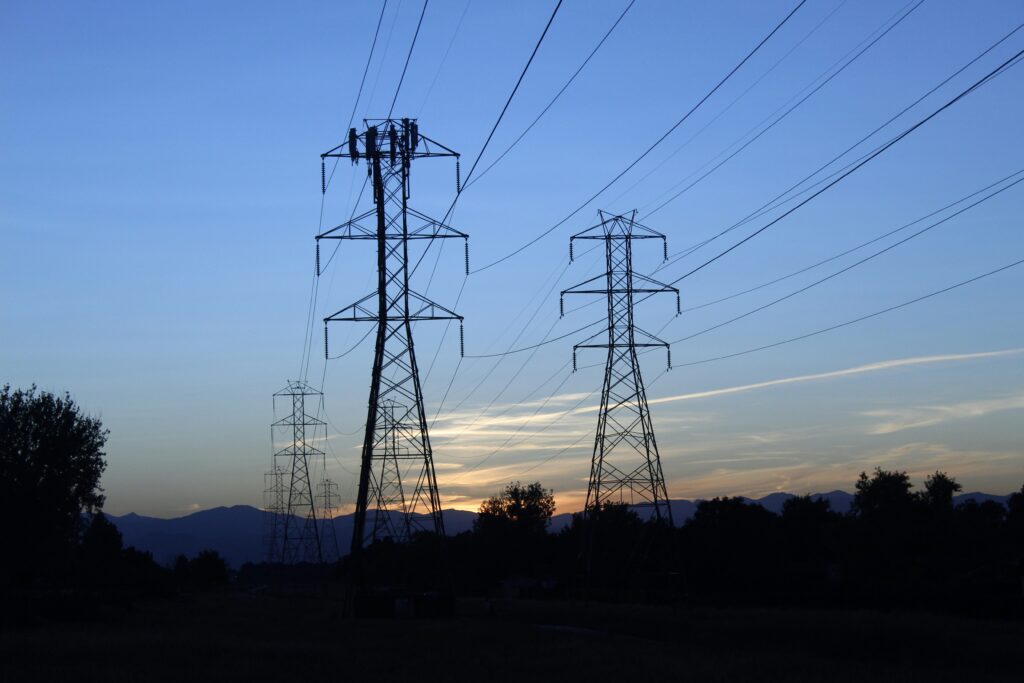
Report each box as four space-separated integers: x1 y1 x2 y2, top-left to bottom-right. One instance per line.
640 348 1024 408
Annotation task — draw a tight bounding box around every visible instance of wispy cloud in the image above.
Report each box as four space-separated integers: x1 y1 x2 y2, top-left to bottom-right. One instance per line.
864 395 1024 434
646 348 1024 408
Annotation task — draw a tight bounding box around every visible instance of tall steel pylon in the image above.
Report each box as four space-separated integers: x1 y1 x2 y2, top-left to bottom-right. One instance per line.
319 118 466 557
562 210 678 524
270 380 326 563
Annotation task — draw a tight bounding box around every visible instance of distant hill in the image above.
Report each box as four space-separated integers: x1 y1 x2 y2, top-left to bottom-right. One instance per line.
107 490 1011 568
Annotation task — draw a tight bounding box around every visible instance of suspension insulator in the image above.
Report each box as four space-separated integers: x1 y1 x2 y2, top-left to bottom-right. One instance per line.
667 347 672 370
365 126 377 158
560 297 564 318
459 323 465 357
663 238 668 261
348 128 359 162
455 158 461 193
464 239 470 275
573 350 577 373
316 241 321 277
324 325 329 359
676 292 681 315
321 158 326 194
569 241 574 262
388 124 397 166
410 121 419 151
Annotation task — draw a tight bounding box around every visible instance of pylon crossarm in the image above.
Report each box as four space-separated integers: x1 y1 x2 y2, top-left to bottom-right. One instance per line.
407 291 463 321
324 293 377 322
407 132 459 157
562 272 608 295
630 272 678 293
406 208 468 239
625 218 669 238
633 327 670 347
322 125 458 161
569 219 610 241
316 209 378 240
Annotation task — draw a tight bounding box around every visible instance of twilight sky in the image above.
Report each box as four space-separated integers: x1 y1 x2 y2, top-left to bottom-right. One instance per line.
2 0 1023 517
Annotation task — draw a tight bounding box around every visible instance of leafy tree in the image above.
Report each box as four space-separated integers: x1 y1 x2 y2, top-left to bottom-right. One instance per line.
475 481 555 537
0 385 108 583
920 471 962 511
851 468 916 520
682 497 779 594
1007 484 1024 519
189 550 229 589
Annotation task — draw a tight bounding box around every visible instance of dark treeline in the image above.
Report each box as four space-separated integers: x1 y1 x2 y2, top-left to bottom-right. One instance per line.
1 385 229 625
5 384 1023 621
353 474 1024 617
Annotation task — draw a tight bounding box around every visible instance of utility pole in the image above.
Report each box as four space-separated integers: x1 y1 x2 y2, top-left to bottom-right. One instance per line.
562 210 678 525
319 119 466 561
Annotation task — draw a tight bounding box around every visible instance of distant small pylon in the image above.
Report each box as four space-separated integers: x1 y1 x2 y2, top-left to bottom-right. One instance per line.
263 465 287 562
317 477 341 562
270 380 326 564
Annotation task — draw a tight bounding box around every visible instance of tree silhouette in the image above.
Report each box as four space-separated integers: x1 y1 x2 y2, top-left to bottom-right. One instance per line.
189 550 229 589
0 385 107 584
79 512 124 573
475 481 556 537
921 471 962 511
852 468 916 520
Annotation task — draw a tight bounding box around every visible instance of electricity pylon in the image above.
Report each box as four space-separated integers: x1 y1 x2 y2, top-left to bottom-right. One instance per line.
562 210 678 524
263 464 286 562
271 380 326 563
316 477 341 563
319 119 466 558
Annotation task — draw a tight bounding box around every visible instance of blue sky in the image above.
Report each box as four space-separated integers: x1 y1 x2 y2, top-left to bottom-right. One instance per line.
2 0 1023 517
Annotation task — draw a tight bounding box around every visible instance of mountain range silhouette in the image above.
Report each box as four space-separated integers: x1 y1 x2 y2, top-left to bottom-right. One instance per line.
106 491 1010 568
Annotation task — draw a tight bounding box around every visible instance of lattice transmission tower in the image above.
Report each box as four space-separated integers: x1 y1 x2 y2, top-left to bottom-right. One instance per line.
316 477 341 563
562 210 678 524
263 464 286 562
318 119 466 556
268 380 326 563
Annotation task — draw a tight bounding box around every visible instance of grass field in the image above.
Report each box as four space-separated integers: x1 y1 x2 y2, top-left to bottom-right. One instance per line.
3 593 1023 682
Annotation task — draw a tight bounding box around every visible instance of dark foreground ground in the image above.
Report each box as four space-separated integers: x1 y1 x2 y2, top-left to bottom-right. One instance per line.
3 593 1023 682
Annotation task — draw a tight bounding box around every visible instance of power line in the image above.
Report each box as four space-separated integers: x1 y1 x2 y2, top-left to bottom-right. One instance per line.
469 0 809 274
388 0 429 118
649 21 1024 266
667 172 1024 344
605 0 849 209
665 45 1024 288
681 167 1024 314
417 0 472 116
411 0 566 426
451 0 564 212
446 170 1024 479
639 0 923 218
464 320 603 358
463 0 637 190
674 256 1024 369
512 253 1024 477
453 369 581 477
300 1 391 381
351 1 391 131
